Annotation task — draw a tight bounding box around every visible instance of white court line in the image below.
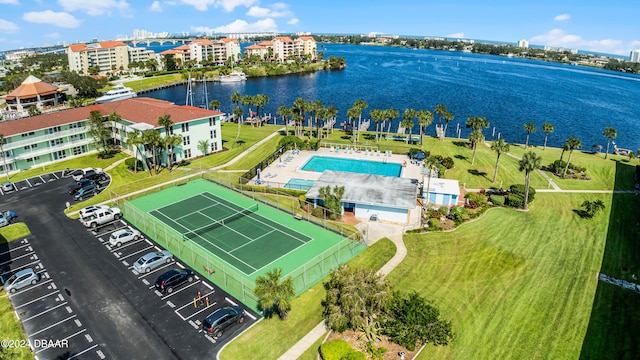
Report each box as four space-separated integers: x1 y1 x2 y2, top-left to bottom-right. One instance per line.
108 239 144 253
67 344 98 359
14 290 60 309
120 246 154 260
160 280 201 300
0 243 31 256
22 302 67 322
31 314 76 336
229 229 277 254
34 329 85 355
174 290 216 312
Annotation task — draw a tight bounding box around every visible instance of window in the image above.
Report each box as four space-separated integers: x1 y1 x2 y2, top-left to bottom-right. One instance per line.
181 123 189 132
210 142 218 152
56 150 67 159
184 149 191 158
69 122 83 129
167 126 174 136
48 126 61 134
21 131 35 137
26 156 40 163
23 144 37 150
183 136 190 146
70 134 85 142
72 146 86 156
209 117 216 126
50 138 64 147
210 130 217 139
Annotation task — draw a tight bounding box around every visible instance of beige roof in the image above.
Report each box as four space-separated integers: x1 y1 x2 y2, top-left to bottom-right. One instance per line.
5 75 58 100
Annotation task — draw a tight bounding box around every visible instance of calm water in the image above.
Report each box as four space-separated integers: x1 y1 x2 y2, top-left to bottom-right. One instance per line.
145 44 640 150
301 155 402 177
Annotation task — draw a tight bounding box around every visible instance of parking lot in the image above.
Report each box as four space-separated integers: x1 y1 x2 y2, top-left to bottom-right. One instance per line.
1 173 258 358
2 238 105 359
0 169 111 199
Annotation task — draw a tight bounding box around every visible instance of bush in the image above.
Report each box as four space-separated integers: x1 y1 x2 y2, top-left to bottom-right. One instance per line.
428 218 441 230
320 339 357 360
311 206 326 218
441 157 455 169
449 206 468 222
465 192 488 209
438 206 449 216
509 184 535 203
489 194 505 206
125 158 144 172
506 193 525 208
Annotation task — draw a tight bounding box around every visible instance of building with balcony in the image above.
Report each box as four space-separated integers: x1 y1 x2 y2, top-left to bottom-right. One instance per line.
630 49 640 63
245 36 316 62
0 98 224 174
67 41 156 74
5 75 62 112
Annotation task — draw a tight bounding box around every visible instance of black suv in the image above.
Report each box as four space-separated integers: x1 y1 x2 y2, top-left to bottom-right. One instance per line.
68 179 94 195
154 268 194 294
83 171 106 182
202 306 246 337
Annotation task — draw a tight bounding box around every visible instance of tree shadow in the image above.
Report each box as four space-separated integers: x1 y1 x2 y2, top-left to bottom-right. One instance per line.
455 154 468 161
572 209 592 219
452 141 469 148
467 169 489 181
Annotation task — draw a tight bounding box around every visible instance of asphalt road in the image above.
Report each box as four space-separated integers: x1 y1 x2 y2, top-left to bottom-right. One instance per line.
1 172 257 359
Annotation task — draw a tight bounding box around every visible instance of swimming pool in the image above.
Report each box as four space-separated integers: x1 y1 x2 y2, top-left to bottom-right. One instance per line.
301 156 402 177
284 178 316 190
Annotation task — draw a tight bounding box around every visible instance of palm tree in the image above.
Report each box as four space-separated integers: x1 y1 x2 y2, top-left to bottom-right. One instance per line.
254 94 270 124
277 106 292 136
325 105 338 136
434 103 447 127
542 122 554 150
417 109 433 146
423 156 440 206
518 151 542 209
166 134 183 167
465 116 490 134
142 129 162 175
310 100 323 139
491 138 510 183
197 139 209 156
254 268 295 320
384 107 399 139
469 130 484 165
125 129 144 173
230 91 241 122
241 95 255 122
209 99 221 111
562 136 582 178
369 109 384 142
232 106 244 146
157 115 174 168
523 122 536 148
401 108 416 144
443 110 455 139
350 99 368 141
293 97 307 138
603 126 617 159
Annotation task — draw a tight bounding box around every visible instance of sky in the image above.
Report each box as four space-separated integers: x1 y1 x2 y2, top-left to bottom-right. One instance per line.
0 0 639 56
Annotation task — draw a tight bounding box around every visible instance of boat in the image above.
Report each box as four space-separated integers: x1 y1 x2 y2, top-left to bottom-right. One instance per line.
218 71 247 83
95 83 137 103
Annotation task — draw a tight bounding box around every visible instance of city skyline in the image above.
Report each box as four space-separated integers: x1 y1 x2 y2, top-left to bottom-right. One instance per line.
0 0 639 56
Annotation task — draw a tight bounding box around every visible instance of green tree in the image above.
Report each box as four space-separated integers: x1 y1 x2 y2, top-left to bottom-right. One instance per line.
0 133 8 179
241 95 255 120
603 126 617 159
318 185 345 220
491 138 510 183
523 122 536 148
417 109 434 146
469 130 484 165
165 134 183 168
465 116 490 133
562 136 582 178
197 139 209 156
157 115 174 168
292 97 308 138
230 91 241 121
254 268 295 320
162 54 177 71
209 99 221 111
347 99 368 142
277 105 292 136
325 105 338 136
383 107 399 139
542 122 554 150
232 106 244 146
423 156 440 207
518 151 542 209
369 109 385 142
28 106 41 117
125 129 144 173
254 94 270 124
401 108 416 144
87 110 111 156
580 200 606 218
142 129 163 175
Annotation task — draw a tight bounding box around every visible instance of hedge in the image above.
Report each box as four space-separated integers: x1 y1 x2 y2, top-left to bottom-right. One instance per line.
320 339 365 360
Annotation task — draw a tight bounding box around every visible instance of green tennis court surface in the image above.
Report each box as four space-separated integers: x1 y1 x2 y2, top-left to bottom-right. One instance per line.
149 192 313 275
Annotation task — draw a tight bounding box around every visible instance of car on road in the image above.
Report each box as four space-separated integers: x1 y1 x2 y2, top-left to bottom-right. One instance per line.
73 184 97 201
202 306 246 337
155 268 194 294
133 250 173 273
79 205 110 219
81 207 121 229
0 210 16 227
1 182 14 192
3 268 40 293
68 179 95 195
72 168 103 182
109 228 141 247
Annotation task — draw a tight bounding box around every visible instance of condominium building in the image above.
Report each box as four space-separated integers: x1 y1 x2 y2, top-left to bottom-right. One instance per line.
0 98 224 174
630 49 640 63
182 38 241 65
245 36 316 62
67 41 155 74
517 39 529 48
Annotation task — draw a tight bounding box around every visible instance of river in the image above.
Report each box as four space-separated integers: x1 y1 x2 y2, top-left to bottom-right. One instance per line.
143 43 640 151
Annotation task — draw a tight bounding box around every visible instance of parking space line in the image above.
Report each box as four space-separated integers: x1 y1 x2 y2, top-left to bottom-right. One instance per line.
202 282 213 290
144 239 153 245
108 239 145 253
14 290 60 310
176 262 185 269
182 301 217 321
0 252 38 267
0 243 31 256
67 344 98 359
9 279 53 296
1 260 42 276
119 246 154 260
137 263 173 279
38 176 46 183
160 281 201 300
51 172 59 179
22 301 67 322
25 179 32 187
225 297 238 306
31 314 76 336
34 328 86 355
175 290 216 312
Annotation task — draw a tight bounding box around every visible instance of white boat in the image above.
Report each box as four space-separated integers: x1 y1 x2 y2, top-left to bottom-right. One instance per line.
95 84 137 103
218 71 247 83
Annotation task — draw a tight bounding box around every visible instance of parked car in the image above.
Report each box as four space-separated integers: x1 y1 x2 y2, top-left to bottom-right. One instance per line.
3 268 40 293
73 184 97 201
82 170 107 183
68 179 94 195
1 182 14 192
0 210 16 228
202 306 246 337
155 268 194 294
133 250 173 273
78 205 110 219
81 207 121 229
72 168 103 182
108 228 141 247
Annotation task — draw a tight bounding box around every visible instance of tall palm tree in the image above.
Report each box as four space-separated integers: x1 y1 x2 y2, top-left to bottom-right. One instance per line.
369 109 384 142
542 122 554 150
490 138 510 183
423 156 440 206
469 130 484 165
401 108 416 144
562 136 582 178
0 133 8 180
325 105 338 136
603 126 617 159
125 129 144 173
157 114 174 168
416 110 434 146
519 151 543 210
166 134 183 167
434 103 447 127
254 94 270 121
277 105 292 136
443 110 455 139
465 116 490 134
230 91 241 122
232 106 244 146
292 97 307 138
197 139 209 156
142 129 162 175
352 99 368 141
209 99 221 111
523 122 536 148
254 268 295 320
310 100 323 139
241 95 255 122
384 107 399 139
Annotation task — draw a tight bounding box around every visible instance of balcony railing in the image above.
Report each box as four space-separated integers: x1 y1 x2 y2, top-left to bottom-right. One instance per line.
5 127 87 150
13 138 93 160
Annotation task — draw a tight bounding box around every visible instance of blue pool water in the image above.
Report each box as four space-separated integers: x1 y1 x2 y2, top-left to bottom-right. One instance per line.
284 178 316 190
301 156 402 177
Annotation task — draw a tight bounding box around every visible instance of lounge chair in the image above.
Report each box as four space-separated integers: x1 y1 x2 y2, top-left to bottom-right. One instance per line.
377 150 381 156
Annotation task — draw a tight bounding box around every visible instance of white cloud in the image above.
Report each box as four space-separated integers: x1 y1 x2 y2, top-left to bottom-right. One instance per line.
22 10 82 28
446 32 465 38
150 1 162 11
46 32 61 38
0 19 18 33
180 0 256 12
554 14 570 21
530 28 630 54
287 17 298 25
58 0 130 16
246 4 291 18
0 0 19 4
192 18 277 33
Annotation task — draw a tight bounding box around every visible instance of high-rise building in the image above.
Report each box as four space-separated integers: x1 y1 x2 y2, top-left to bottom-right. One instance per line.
517 39 529 48
630 49 640 63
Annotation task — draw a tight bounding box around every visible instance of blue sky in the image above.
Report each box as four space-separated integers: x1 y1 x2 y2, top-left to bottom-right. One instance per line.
0 0 638 56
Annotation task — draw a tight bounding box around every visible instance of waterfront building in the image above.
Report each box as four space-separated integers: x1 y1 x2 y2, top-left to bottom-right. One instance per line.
5 75 62 112
244 36 316 62
5 50 34 61
188 38 241 65
517 39 529 48
67 41 155 74
0 98 223 175
630 49 640 63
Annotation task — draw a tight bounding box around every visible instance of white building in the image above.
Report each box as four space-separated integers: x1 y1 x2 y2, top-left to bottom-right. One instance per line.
423 178 460 207
630 49 640 63
68 41 155 74
517 39 529 48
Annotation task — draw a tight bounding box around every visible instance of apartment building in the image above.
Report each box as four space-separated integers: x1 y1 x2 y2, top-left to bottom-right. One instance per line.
181 38 241 65
67 41 155 74
245 36 316 62
0 98 224 174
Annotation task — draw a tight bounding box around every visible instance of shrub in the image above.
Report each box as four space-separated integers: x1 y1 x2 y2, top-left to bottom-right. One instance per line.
506 193 525 208
509 184 535 203
438 206 449 216
489 194 505 206
449 206 468 222
320 339 355 360
278 135 304 150
441 157 455 169
125 158 144 172
549 159 566 174
311 206 326 218
428 218 441 229
465 192 487 209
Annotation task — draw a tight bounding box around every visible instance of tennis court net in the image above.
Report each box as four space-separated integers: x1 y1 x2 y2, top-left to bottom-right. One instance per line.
183 203 259 240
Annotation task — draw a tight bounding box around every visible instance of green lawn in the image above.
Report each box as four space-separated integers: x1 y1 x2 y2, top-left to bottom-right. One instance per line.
387 193 610 359
220 238 396 359
122 74 184 92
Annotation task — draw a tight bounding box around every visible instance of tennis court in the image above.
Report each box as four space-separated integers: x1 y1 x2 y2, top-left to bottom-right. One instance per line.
149 192 313 275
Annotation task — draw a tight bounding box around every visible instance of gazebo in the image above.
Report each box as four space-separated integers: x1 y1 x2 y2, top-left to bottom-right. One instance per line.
5 75 61 111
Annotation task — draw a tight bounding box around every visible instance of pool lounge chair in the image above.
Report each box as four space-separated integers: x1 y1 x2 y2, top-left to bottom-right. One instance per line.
377 150 381 156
